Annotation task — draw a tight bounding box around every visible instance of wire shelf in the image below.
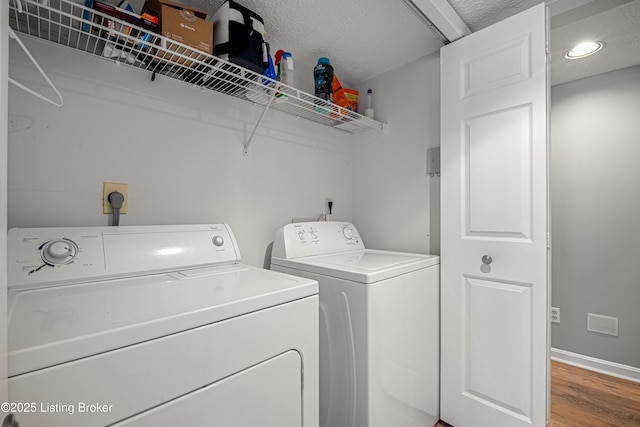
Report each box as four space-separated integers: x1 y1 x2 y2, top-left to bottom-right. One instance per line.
8 0 385 135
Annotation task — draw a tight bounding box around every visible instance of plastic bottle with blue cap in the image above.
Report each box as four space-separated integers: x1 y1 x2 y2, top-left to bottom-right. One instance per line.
314 57 334 103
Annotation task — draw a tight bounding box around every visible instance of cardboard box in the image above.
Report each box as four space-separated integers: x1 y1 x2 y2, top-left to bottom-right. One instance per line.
142 0 213 66
335 88 359 113
333 74 359 114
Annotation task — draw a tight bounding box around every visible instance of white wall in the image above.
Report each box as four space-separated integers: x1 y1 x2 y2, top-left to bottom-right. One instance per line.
352 52 441 255
8 36 353 268
551 65 640 368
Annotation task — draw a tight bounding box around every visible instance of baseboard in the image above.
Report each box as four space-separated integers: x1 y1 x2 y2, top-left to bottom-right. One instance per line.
551 348 640 383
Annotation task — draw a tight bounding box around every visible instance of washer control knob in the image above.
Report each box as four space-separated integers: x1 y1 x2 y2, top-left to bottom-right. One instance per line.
42 239 78 264
342 227 354 240
212 236 224 247
298 231 305 240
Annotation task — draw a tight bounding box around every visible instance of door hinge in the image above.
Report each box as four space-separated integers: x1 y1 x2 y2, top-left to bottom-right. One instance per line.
547 232 551 249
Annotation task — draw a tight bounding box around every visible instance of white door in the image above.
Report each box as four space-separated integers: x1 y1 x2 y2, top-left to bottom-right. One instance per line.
440 3 548 427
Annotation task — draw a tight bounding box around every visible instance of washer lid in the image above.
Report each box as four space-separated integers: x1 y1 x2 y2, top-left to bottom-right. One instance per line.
8 265 318 377
272 249 439 284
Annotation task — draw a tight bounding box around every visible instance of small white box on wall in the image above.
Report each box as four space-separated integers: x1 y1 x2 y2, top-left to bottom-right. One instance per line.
587 313 619 336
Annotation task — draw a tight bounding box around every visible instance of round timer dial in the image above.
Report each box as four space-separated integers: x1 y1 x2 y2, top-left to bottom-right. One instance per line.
41 239 78 265
341 226 354 240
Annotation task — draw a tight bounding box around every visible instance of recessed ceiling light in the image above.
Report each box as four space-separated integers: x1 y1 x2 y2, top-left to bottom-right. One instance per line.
565 41 604 59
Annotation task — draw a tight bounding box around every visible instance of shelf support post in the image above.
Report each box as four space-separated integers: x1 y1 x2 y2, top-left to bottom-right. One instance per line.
244 88 278 156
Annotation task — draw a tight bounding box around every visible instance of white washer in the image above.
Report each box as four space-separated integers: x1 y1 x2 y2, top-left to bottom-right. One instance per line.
7 224 318 427
271 221 440 427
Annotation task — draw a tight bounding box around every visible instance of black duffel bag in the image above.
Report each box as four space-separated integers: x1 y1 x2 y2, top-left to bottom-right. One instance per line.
207 0 269 74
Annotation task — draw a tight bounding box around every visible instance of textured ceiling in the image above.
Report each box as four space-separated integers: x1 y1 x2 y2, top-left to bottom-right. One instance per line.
225 0 445 86
447 0 544 32
126 0 640 87
128 0 444 86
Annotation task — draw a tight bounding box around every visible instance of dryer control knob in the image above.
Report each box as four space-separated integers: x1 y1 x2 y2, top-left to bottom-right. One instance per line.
212 236 224 247
42 239 77 264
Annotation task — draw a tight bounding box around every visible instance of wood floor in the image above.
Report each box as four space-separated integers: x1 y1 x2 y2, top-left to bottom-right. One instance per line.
550 360 640 426
435 360 640 427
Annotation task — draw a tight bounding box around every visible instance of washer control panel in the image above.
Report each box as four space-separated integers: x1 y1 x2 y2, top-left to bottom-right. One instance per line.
8 224 241 291
272 222 364 259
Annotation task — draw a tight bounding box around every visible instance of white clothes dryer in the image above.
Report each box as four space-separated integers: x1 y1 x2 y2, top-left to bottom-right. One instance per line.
271 222 440 427
7 224 318 427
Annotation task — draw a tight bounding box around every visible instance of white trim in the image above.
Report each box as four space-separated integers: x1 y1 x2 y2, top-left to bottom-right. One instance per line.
1 0 10 403
551 348 640 384
546 0 594 16
404 0 471 42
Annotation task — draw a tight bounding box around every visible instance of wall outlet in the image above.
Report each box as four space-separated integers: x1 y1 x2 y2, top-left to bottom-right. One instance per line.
103 182 129 214
550 307 560 324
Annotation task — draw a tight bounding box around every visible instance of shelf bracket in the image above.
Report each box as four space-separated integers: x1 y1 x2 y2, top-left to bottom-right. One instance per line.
244 88 278 156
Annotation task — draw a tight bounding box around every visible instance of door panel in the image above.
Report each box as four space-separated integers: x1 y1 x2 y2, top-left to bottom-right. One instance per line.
465 277 532 418
465 104 532 239
440 3 548 427
462 34 532 98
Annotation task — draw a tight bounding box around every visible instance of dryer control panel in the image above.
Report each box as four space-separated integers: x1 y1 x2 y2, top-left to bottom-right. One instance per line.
272 222 365 259
8 224 241 291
